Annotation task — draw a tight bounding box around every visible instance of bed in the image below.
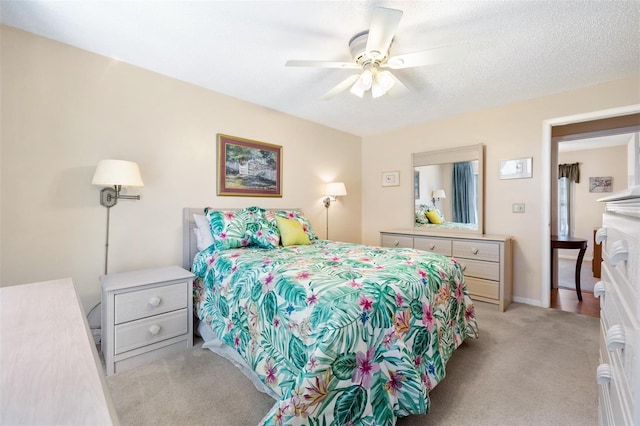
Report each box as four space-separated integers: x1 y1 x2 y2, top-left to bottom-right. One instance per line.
183 207 478 425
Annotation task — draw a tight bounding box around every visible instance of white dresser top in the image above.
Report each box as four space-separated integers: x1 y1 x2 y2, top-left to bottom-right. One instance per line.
1 278 117 425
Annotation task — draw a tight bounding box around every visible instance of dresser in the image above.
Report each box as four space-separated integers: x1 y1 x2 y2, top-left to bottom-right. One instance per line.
101 265 195 375
381 230 513 311
1 278 117 424
595 187 640 425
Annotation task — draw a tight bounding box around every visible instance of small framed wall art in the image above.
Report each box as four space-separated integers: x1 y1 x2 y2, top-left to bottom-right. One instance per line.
382 171 400 187
589 176 612 193
499 157 532 180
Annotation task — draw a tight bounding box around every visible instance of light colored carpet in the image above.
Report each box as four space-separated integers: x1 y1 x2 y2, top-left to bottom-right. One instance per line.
107 302 599 426
558 258 598 292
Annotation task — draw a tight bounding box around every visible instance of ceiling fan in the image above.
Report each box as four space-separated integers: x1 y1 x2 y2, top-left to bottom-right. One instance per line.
286 7 462 100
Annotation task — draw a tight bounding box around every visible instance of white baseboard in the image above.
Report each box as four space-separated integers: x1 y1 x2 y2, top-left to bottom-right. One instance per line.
512 296 544 307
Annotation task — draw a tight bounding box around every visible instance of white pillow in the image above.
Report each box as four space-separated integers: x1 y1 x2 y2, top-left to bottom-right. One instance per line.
193 214 214 251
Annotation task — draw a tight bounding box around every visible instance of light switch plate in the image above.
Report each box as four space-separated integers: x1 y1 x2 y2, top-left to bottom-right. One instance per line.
512 203 525 213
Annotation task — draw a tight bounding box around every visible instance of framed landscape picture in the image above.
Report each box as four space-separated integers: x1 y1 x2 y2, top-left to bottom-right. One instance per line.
217 134 282 197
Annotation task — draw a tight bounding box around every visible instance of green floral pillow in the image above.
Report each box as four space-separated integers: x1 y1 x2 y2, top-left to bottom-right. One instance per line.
242 206 280 249
204 208 250 251
275 210 318 240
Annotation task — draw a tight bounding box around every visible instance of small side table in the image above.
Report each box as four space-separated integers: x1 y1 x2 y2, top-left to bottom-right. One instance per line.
101 265 195 375
550 235 588 301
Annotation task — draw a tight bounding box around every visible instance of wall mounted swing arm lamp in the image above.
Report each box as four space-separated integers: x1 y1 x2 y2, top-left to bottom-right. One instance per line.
323 182 347 240
323 182 348 208
92 159 144 274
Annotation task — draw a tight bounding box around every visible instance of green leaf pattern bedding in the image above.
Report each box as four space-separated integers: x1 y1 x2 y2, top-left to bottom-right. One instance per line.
192 240 478 425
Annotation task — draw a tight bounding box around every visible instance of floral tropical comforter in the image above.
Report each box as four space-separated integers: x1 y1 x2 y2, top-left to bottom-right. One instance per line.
192 240 478 425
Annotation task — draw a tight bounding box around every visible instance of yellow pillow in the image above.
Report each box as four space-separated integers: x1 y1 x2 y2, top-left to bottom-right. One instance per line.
275 216 311 246
426 210 444 224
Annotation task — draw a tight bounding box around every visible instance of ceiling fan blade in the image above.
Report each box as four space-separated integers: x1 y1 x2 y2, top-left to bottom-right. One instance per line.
386 73 410 98
321 74 360 100
366 7 403 57
286 60 360 69
382 44 466 69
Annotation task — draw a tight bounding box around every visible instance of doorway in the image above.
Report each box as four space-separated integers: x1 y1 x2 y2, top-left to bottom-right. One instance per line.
541 106 640 310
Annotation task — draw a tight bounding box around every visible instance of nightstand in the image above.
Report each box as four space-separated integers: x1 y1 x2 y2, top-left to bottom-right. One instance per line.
101 265 195 375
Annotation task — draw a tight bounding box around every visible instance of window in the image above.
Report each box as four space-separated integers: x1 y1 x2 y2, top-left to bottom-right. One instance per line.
558 177 571 236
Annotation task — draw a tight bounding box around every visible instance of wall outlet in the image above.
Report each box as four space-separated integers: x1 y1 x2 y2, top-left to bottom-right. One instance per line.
512 203 525 213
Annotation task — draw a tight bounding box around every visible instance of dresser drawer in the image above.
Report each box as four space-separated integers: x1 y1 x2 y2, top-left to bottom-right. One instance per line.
601 281 636 405
602 262 637 322
413 237 452 256
381 234 413 249
458 258 500 281
465 277 499 300
602 215 639 291
452 240 500 262
115 309 188 355
115 281 188 324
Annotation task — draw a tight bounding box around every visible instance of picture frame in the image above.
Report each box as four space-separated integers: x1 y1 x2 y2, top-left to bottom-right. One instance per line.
382 171 400 187
499 157 532 179
217 134 282 197
589 176 612 193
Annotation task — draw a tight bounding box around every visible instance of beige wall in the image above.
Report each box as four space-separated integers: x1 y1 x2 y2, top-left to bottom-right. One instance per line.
0 26 362 311
361 76 640 305
2 25 639 312
557 145 627 260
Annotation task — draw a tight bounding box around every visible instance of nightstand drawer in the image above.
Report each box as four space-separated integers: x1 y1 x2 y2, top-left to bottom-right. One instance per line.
114 309 188 355
115 281 188 324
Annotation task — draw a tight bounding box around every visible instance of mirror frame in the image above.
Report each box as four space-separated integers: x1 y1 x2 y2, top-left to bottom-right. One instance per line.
413 143 484 235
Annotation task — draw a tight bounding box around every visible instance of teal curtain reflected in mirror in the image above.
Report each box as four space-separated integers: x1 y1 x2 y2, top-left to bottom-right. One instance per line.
452 161 477 224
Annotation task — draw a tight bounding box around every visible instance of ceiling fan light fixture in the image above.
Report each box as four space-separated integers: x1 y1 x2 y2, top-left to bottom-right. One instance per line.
371 70 396 98
349 80 366 97
356 69 373 90
377 71 395 91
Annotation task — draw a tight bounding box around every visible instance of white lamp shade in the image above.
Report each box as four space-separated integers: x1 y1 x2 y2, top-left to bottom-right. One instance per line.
326 182 347 197
432 189 446 199
92 159 144 187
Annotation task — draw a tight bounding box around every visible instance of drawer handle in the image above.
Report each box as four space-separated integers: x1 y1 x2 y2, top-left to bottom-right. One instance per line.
606 324 625 351
471 248 479 255
593 281 606 298
148 296 162 307
148 324 161 335
597 363 611 384
595 227 607 244
609 240 628 267
429 244 436 250
393 240 400 247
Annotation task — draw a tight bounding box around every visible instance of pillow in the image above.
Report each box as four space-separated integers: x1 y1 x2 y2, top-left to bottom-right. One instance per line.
426 209 445 224
242 206 280 249
275 216 311 246
275 210 318 240
415 205 430 225
193 214 214 251
204 208 250 251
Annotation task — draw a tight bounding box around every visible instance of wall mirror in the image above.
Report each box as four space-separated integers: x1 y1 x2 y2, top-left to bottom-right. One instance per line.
413 143 484 234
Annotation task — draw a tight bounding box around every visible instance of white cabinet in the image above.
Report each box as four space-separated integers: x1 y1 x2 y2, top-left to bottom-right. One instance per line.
381 230 513 311
596 187 640 425
101 265 195 375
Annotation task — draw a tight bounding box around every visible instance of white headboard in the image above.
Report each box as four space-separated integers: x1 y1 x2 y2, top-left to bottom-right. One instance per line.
182 207 303 271
183 208 205 270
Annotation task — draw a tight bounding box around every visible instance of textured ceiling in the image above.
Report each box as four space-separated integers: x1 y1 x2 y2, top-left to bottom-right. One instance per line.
1 0 639 136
